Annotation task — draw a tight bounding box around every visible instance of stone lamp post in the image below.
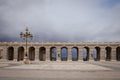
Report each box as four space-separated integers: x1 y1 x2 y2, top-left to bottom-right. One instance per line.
20 27 33 64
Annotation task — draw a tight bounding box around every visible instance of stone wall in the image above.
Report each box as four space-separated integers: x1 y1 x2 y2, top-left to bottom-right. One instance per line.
0 42 120 61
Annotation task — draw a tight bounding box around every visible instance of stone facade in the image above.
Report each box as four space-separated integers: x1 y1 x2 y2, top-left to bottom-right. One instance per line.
0 42 120 61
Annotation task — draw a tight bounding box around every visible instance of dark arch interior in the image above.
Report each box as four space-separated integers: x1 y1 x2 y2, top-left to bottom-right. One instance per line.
50 47 57 61
0 49 2 59
61 47 68 61
18 47 24 61
72 47 78 61
94 47 100 61
8 47 14 60
29 47 35 61
116 47 120 61
83 47 89 61
105 47 111 61
39 47 46 61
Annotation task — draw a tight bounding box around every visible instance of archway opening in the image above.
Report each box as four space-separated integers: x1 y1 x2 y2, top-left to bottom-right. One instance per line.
29 47 35 61
72 47 78 61
18 47 24 61
116 47 120 61
39 47 46 61
105 47 111 61
61 47 68 61
0 49 3 59
7 47 14 60
83 47 89 61
50 47 57 61
94 47 100 61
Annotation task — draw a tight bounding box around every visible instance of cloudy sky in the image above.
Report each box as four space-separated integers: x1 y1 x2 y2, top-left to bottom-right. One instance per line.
0 0 120 42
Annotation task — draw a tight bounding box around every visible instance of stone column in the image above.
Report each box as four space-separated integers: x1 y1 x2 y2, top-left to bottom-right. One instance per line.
111 47 116 61
100 47 105 61
68 46 72 61
89 47 94 61
2 47 7 61
0 48 6 61
46 46 50 61
0 49 2 59
78 47 83 61
35 46 39 61
14 47 18 61
57 47 61 61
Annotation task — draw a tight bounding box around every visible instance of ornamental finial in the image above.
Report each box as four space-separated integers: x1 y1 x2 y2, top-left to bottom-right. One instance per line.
26 26 28 31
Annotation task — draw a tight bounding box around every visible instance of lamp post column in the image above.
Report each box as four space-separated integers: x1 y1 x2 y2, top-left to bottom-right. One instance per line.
20 27 33 64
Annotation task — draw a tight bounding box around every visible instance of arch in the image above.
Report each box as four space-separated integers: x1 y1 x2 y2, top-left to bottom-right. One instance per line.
105 47 111 61
29 47 35 61
39 47 46 61
83 47 89 61
116 47 120 61
61 47 68 61
7 47 14 60
50 47 57 61
72 47 78 61
94 47 100 61
18 47 24 61
0 48 3 59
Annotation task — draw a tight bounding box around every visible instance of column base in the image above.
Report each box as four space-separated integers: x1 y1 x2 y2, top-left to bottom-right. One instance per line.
57 60 61 62
35 60 39 62
14 59 18 62
24 57 30 64
99 60 106 62
111 60 117 61
67 60 72 62
0 59 7 62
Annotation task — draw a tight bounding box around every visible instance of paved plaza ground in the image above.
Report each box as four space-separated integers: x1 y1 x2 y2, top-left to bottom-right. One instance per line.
0 61 120 80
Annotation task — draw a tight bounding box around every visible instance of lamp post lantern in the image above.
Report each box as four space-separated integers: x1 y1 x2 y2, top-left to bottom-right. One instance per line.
20 27 33 64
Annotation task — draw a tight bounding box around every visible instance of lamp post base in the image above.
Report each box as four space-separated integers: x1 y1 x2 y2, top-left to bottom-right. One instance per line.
24 57 30 64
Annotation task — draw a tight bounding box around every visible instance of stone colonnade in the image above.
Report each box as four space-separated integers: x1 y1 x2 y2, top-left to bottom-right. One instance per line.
0 42 120 61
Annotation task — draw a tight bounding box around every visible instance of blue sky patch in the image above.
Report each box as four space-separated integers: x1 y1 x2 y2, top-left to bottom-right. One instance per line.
100 0 120 8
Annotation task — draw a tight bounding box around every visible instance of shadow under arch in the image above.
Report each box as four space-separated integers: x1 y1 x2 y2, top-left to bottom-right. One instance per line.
29 47 35 61
50 47 57 61
83 47 89 61
7 46 14 60
105 46 111 61
116 47 120 61
39 47 46 61
94 47 100 61
18 47 24 61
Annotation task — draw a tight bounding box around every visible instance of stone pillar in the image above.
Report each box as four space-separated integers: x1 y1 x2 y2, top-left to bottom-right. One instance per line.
35 46 39 61
89 47 94 61
14 47 18 61
68 46 72 61
57 47 61 61
78 47 83 61
2 47 7 61
46 46 50 61
23 46 27 60
0 48 6 61
0 49 2 59
111 47 116 61
100 47 105 61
